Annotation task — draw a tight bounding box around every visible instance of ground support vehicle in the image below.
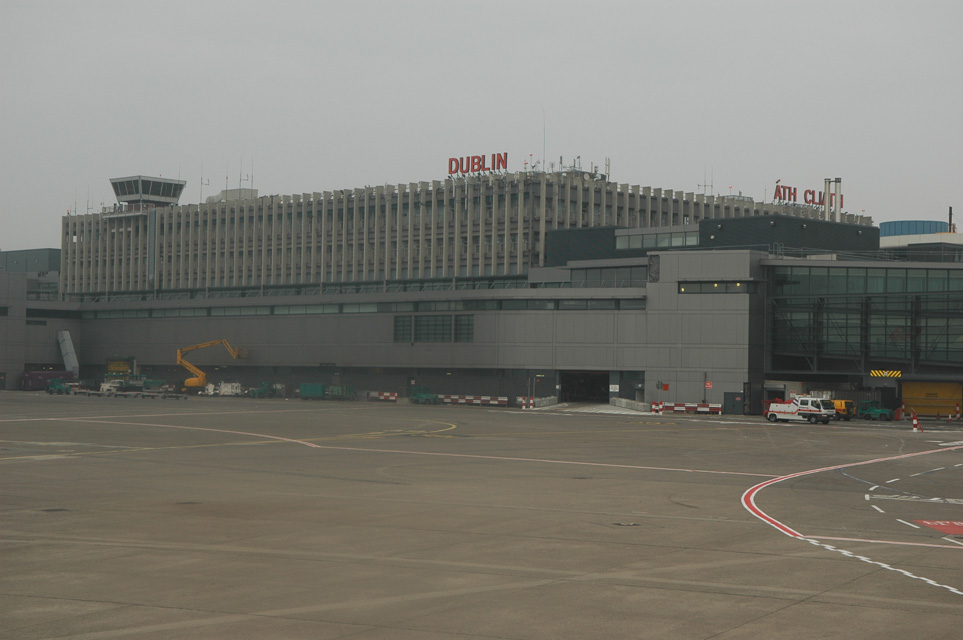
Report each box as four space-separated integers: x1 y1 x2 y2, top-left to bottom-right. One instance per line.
45 379 72 395
248 382 278 399
409 387 440 404
832 399 855 421
22 370 75 391
766 396 835 424
858 400 894 421
177 339 246 393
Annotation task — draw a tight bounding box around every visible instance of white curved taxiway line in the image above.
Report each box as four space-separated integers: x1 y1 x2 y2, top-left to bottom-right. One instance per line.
741 444 963 596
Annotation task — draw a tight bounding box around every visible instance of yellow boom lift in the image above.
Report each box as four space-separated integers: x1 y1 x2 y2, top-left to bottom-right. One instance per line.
177 339 246 391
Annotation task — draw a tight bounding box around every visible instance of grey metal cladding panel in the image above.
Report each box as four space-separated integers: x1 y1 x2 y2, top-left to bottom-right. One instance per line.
411 344 453 366
555 345 615 369
669 251 753 281
451 344 499 366
472 314 498 342
646 313 682 344
333 314 393 344
555 313 615 343
616 346 648 368
24 326 63 363
496 344 555 368
497 313 554 343
615 313 647 344
680 311 749 346
681 346 748 370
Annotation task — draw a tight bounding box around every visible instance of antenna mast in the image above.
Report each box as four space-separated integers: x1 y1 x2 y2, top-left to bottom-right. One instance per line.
698 166 714 196
199 162 210 203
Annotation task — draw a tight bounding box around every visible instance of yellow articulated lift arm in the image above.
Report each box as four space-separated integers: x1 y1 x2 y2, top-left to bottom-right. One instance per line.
177 339 247 391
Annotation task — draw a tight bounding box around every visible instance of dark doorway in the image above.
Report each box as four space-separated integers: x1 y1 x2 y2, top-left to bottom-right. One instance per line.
560 371 609 402
723 392 745 415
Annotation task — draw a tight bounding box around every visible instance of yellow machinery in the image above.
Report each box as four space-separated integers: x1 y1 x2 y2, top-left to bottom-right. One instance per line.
177 340 246 391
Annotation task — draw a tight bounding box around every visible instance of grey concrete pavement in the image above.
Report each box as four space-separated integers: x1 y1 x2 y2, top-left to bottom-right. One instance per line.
2 393 962 639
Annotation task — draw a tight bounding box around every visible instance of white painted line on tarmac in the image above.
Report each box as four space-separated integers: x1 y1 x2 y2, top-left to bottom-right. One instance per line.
943 537 963 547
742 444 963 597
802 539 963 596
885 478 900 483
868 485 879 491
871 505 885 513
897 519 921 529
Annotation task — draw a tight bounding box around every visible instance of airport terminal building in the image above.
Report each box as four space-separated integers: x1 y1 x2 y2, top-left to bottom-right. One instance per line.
2 168 961 414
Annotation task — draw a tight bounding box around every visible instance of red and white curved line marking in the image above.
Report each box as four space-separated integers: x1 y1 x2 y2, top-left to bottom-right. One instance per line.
742 444 963 596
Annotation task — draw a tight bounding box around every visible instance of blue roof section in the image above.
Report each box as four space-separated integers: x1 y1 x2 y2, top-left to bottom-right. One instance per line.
879 220 949 237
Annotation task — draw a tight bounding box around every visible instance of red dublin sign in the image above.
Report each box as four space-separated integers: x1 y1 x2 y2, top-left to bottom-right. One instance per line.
448 152 509 175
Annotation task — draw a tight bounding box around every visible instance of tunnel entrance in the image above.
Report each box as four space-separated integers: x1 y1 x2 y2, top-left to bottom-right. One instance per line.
560 371 609 403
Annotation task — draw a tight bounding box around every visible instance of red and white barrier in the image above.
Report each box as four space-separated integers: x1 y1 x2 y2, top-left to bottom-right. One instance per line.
375 391 398 402
651 401 663 414
911 411 924 432
440 395 508 406
658 402 723 415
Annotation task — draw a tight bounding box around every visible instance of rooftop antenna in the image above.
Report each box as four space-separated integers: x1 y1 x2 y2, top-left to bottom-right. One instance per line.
542 107 546 173
698 166 714 196
197 162 211 204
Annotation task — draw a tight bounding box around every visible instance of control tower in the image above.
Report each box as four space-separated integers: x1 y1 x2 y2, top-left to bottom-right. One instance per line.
109 175 187 211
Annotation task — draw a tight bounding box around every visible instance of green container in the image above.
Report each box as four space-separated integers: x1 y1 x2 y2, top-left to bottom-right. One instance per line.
299 383 326 400
325 384 354 400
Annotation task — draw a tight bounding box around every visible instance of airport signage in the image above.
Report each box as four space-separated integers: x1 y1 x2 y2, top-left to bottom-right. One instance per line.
448 152 508 175
773 183 844 208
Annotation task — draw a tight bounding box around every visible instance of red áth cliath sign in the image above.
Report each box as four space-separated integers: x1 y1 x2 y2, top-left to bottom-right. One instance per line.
773 184 844 208
448 153 508 175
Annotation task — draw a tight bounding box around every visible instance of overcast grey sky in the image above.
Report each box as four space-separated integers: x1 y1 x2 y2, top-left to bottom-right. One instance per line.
2 0 960 250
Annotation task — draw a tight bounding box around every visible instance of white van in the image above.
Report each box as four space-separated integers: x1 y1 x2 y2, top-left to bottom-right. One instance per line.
766 396 835 424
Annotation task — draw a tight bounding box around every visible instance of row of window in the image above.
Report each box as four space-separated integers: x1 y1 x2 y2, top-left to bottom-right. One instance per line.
678 281 757 294
616 231 700 250
79 298 648 319
772 266 963 296
394 315 475 343
771 294 963 364
570 266 648 287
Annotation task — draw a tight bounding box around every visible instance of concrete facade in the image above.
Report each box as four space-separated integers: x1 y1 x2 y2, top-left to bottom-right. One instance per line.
60 171 871 298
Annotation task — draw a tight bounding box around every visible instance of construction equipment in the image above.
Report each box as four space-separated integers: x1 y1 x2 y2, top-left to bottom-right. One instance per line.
176 340 246 392
857 400 894 421
248 382 280 399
